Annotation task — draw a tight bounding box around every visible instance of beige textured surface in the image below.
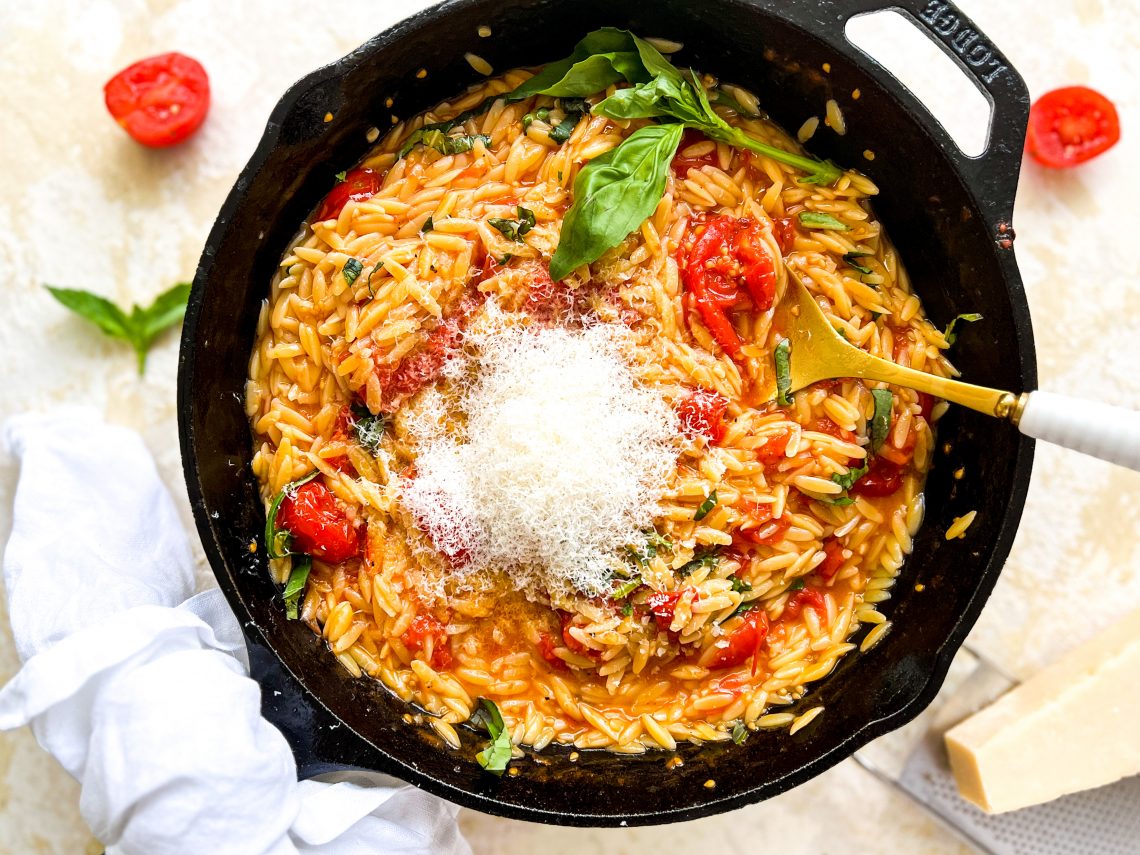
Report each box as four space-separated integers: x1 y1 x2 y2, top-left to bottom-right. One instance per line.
0 1 1137 852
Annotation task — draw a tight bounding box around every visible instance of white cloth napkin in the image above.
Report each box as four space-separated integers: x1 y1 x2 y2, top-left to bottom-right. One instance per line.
0 410 471 855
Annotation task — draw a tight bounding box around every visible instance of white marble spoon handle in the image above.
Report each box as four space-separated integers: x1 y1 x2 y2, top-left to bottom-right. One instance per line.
1018 390 1140 471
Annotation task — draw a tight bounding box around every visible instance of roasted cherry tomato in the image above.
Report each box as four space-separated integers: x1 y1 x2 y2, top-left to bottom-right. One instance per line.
676 389 729 443
646 589 699 633
773 216 798 255
783 589 825 621
559 611 595 656
671 129 720 176
849 457 904 498
705 609 769 674
810 417 856 443
278 481 361 563
1027 86 1120 168
739 501 791 546
402 614 452 669
755 431 791 465
679 215 776 359
537 632 569 671
917 392 936 424
818 538 846 580
315 167 383 222
103 52 210 147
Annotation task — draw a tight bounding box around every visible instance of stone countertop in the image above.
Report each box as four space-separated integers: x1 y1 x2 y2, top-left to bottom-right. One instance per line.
0 1 1137 852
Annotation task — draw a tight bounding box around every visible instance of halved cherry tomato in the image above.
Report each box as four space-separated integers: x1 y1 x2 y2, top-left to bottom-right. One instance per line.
1027 86 1120 169
755 431 791 465
810 417 856 443
679 215 776 359
773 216 798 255
402 614 452 669
103 52 210 147
676 389 729 443
278 481 361 563
326 455 357 477
559 611 594 656
783 589 825 621
646 589 699 633
706 609 769 674
315 167 383 222
537 632 569 671
738 502 791 546
849 457 903 497
671 129 719 176
818 538 846 580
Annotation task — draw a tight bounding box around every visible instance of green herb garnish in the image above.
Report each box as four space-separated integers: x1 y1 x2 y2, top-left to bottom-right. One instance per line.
264 470 321 560
943 312 983 345
334 170 347 182
713 88 759 118
831 462 869 492
351 403 388 455
342 258 363 287
613 577 642 599
798 211 848 231
732 721 749 745
677 549 721 576
488 206 537 242
45 282 191 375
870 389 893 453
774 338 792 406
366 263 384 299
399 128 492 158
729 576 752 594
789 578 805 591
843 251 873 275
621 601 634 617
474 698 513 775
282 555 312 620
422 216 434 233
694 490 718 521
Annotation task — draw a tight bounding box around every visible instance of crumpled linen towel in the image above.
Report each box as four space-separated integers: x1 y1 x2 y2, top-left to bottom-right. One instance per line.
0 410 471 855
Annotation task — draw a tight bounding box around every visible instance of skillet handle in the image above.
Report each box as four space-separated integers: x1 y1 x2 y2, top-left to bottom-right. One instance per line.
841 0 1030 227
1018 391 1140 472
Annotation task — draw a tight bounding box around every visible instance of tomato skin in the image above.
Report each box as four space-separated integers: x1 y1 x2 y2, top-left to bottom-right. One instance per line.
783 589 825 621
537 632 569 671
917 392 936 424
818 538 846 579
1027 86 1120 168
103 52 209 147
755 431 791 465
706 610 769 673
671 129 719 176
676 389 729 443
739 501 791 546
402 614 452 669
810 417 856 443
278 481 361 563
679 215 777 360
773 216 798 255
647 589 698 633
850 457 904 497
315 167 383 221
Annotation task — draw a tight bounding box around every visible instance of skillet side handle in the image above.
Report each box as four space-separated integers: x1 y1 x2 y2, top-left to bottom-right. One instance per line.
1018 391 1140 472
851 0 1030 226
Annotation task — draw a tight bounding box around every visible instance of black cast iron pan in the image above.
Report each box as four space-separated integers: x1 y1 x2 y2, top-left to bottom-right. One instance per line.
178 0 1036 826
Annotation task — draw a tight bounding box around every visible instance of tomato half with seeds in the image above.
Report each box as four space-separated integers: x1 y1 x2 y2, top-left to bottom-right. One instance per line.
755 431 791 465
402 614 452 669
676 388 729 443
315 167 383 222
705 609 769 673
278 481 361 563
1027 86 1120 168
738 501 791 546
783 589 825 621
103 52 210 147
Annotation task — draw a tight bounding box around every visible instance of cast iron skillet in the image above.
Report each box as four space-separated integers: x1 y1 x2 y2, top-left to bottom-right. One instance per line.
179 0 1036 826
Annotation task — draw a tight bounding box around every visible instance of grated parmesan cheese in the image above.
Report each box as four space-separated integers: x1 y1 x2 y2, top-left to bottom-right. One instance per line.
400 317 679 600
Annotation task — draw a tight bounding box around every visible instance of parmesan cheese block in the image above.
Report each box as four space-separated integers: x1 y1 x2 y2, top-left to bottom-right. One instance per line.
945 608 1140 813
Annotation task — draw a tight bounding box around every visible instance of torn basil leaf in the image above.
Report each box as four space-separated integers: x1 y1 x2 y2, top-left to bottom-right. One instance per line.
488 206 537 242
789 578 805 591
283 556 312 620
612 577 642 599
334 170 347 182
265 470 320 559
843 251 873 275
732 721 749 745
400 128 491 158
729 576 752 594
342 258 363 287
798 211 848 231
474 698 513 775
831 462 869 492
694 490 718 521
870 388 893 452
943 312 982 345
351 403 388 455
421 216 434 233
774 339 792 406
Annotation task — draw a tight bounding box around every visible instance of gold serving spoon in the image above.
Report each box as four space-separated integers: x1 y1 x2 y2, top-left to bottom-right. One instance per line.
765 268 1140 472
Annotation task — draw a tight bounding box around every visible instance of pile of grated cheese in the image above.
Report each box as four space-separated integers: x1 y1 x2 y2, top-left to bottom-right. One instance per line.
400 316 679 600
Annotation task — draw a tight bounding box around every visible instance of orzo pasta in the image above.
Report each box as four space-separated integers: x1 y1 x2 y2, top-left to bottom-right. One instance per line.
246 31 954 762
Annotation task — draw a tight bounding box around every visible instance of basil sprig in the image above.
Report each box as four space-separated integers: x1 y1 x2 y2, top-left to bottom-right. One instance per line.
474 698 513 775
870 389 893 452
265 470 320 560
45 282 191 375
550 123 683 279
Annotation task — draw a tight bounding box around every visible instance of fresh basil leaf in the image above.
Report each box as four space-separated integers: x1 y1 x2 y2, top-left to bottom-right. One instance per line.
549 110 584 144
342 258 363 287
713 88 759 118
422 216 434 233
506 28 648 102
550 122 683 280
870 389 893 453
843 251 873 275
774 338 792 406
400 128 491 159
943 312 982 345
694 489 718 521
397 94 500 160
645 530 672 554
335 170 347 182
265 470 320 559
283 555 312 620
474 698 513 775
613 577 642 599
45 282 191 375
489 206 537 242
351 403 388 455
621 601 634 617
732 721 749 745
831 462 869 492
729 576 752 593
366 263 384 299
798 211 848 230
677 549 720 576
789 578 806 591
